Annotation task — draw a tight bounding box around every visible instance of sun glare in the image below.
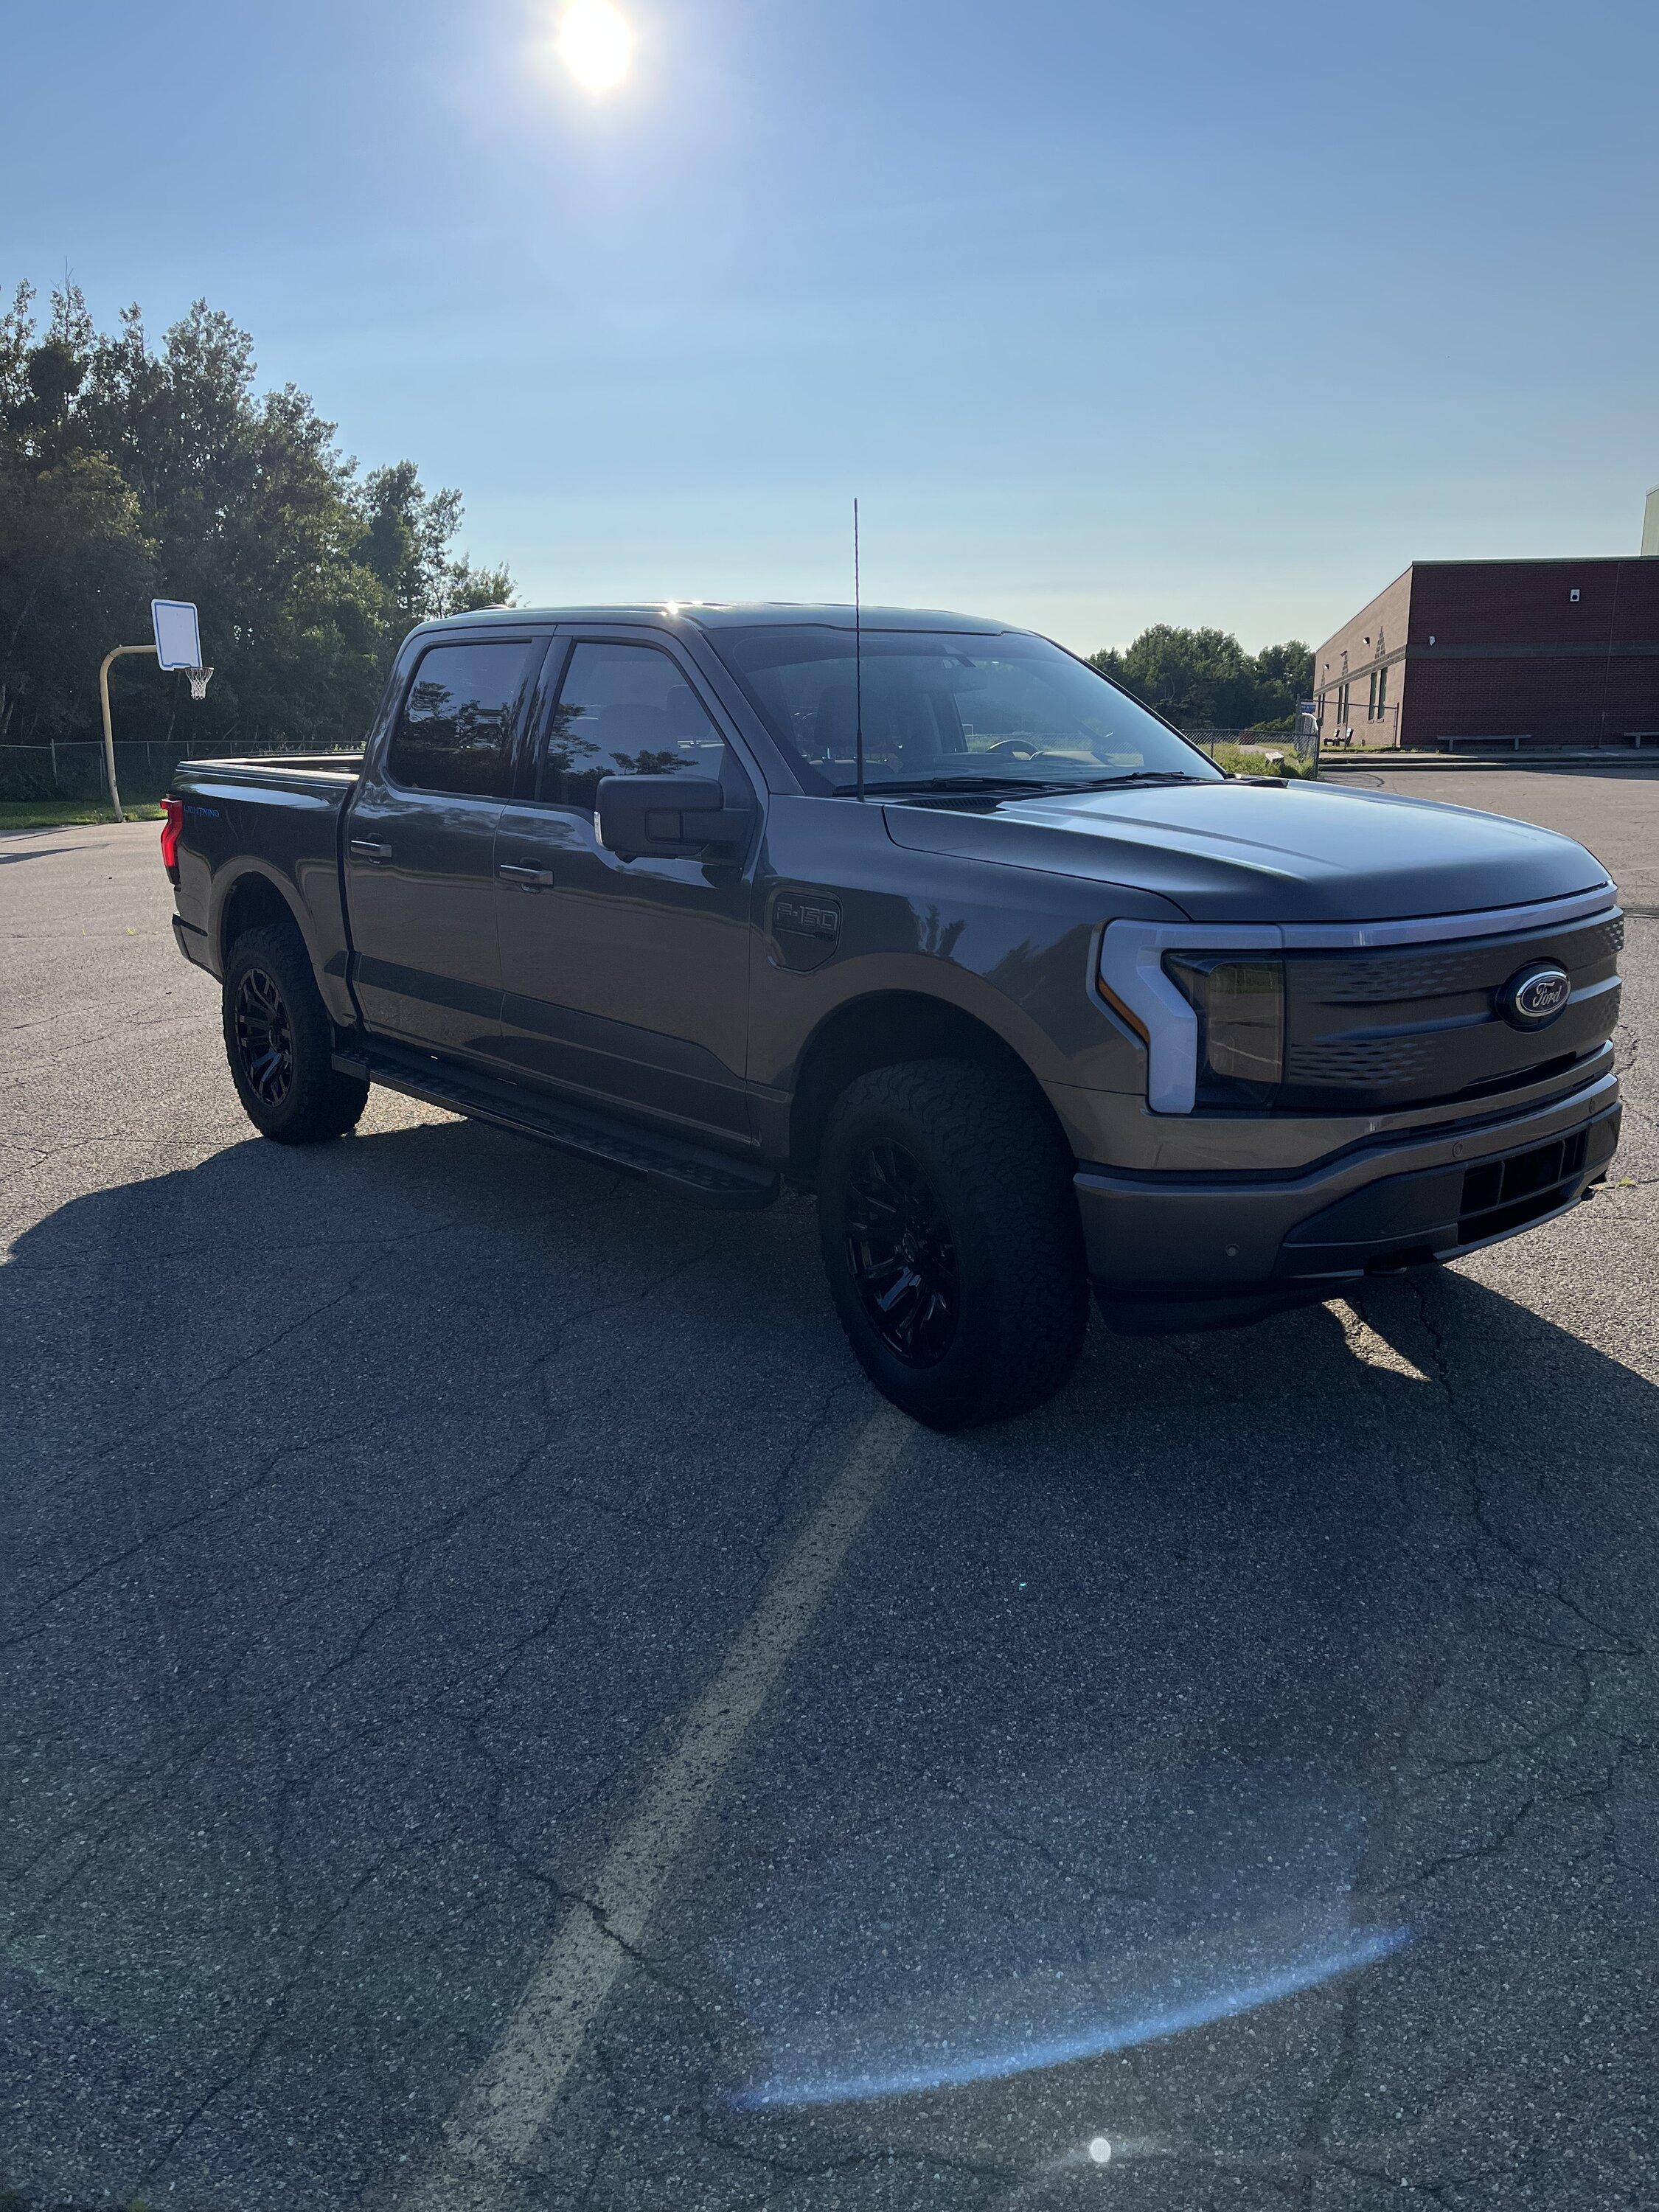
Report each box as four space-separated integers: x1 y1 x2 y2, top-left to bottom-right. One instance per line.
556 0 633 93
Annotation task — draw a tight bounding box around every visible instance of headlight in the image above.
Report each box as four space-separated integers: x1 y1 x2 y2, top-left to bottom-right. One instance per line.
1163 954 1284 1106
1097 919 1284 1113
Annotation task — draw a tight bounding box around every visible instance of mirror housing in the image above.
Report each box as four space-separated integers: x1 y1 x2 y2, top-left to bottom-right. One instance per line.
596 773 749 860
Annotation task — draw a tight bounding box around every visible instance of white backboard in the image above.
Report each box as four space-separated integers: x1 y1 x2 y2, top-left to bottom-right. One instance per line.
152 599 203 671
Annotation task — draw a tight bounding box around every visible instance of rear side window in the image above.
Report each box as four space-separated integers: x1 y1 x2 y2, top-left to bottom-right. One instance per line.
387 640 535 798
540 641 729 810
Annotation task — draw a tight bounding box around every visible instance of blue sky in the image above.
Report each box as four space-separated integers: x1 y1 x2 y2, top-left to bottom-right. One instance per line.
5 0 1657 652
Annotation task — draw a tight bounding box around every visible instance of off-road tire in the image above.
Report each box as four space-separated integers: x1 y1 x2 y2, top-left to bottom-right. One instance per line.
223 922 369 1144
817 1059 1088 1429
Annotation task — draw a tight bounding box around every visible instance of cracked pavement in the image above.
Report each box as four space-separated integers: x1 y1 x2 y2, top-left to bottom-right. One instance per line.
2 768 1656 2211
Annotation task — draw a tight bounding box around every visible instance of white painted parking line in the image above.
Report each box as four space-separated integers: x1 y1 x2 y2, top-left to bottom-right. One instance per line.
392 1402 912 2211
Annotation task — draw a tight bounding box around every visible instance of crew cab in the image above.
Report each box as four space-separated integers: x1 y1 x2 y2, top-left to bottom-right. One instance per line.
164 604 1623 1427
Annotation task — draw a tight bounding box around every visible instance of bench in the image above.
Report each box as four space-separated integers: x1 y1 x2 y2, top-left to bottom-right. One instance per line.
1439 734 1531 753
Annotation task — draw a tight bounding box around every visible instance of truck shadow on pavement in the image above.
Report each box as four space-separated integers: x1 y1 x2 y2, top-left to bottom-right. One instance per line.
2 1117 1655 2209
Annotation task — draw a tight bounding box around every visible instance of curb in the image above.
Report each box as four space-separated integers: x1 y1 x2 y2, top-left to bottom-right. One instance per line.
1319 753 1659 775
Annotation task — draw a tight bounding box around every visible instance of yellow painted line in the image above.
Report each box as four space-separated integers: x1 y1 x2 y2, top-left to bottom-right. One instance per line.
393 1402 911 2210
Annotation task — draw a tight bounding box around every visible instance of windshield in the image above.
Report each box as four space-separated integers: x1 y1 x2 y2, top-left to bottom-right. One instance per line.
712 626 1221 794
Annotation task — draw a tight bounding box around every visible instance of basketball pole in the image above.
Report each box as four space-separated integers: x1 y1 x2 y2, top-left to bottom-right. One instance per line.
97 643 158 824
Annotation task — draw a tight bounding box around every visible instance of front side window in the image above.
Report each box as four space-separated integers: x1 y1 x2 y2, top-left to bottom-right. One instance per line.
386 639 535 798
540 642 730 810
710 627 1220 795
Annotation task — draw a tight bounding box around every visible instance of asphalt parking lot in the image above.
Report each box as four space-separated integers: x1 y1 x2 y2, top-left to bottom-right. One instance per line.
3 768 1656 2211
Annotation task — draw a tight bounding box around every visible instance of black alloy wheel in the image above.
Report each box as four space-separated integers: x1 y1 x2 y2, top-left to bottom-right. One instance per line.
817 1060 1089 1428
843 1138 960 1367
221 922 369 1143
232 965 295 1110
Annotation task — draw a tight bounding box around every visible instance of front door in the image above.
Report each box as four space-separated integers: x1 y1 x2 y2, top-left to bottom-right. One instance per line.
490 635 757 1139
344 632 546 1062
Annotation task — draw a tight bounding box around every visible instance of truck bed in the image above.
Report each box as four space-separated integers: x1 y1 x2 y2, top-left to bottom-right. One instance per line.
179 751 364 790
169 752 365 1026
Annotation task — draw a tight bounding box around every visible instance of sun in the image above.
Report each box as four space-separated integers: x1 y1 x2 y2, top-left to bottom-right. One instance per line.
556 0 633 93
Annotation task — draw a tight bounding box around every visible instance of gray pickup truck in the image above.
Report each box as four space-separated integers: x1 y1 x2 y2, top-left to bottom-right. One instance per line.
164 603 1622 1427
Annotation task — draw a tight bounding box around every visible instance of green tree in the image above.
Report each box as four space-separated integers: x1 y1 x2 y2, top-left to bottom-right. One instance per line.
355 461 512 627
1249 640 1314 725
1089 627 1315 731
0 285 155 743
0 281 513 758
1088 625 1259 729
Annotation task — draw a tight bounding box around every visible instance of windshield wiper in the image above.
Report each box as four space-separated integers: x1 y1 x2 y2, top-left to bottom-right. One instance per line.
830 773 1053 796
830 771 1214 799
1082 771 1214 788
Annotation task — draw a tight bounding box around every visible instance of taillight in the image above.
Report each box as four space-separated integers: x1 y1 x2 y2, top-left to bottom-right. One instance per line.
160 795 184 884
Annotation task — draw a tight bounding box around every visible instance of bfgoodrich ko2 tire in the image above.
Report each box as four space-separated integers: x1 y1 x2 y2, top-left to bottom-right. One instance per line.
222 922 369 1144
817 1060 1088 1429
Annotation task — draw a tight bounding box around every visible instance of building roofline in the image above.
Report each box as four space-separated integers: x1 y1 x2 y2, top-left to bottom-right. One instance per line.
1312 563 1412 662
1405 554 1652 569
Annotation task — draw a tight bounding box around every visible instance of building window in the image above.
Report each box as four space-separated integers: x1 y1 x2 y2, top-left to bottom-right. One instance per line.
1376 663 1388 717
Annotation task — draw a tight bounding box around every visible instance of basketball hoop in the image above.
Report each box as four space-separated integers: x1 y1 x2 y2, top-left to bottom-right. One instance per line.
184 665 213 701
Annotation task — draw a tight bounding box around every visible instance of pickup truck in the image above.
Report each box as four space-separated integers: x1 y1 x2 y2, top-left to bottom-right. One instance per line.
164 603 1623 1427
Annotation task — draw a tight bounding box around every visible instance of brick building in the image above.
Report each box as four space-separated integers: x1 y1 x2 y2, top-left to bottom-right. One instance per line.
1312 557 1659 751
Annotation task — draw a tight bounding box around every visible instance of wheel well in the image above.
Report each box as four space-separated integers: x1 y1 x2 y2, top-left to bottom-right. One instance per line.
218 872 302 968
788 992 1066 1181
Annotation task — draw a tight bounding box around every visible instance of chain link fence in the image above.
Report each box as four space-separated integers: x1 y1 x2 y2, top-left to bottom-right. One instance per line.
0 739 313 806
1183 723 1321 774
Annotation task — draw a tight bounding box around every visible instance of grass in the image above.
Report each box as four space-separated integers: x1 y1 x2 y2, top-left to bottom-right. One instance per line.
0 799 164 830
1207 742 1318 780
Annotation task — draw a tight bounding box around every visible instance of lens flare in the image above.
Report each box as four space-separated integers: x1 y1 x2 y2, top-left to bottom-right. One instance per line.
556 0 633 92
730 1926 1411 2110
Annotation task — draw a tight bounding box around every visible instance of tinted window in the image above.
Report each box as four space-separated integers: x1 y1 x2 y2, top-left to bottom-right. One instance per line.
712 627 1219 795
540 642 730 810
387 640 535 798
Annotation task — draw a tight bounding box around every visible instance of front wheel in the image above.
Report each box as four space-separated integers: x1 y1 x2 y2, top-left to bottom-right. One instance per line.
817 1060 1088 1430
222 923 369 1144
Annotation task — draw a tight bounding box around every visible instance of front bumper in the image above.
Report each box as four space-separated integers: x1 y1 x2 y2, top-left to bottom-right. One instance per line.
1077 1072 1620 1334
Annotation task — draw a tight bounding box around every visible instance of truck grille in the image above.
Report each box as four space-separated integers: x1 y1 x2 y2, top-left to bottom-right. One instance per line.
1279 908 1621 1114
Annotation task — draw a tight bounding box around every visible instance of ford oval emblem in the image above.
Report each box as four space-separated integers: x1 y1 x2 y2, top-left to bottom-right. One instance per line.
1499 961 1571 1029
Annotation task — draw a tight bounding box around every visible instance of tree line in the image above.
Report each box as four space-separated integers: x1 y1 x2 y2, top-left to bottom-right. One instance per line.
1088 628 1314 732
0 282 512 756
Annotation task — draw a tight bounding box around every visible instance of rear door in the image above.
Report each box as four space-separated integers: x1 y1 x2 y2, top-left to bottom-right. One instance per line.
344 630 547 1062
490 632 758 1138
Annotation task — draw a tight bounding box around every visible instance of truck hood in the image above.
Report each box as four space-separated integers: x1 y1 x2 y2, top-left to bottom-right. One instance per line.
881 779 1612 923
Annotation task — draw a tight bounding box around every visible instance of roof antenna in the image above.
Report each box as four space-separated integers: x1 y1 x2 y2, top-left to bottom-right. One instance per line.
853 496 866 802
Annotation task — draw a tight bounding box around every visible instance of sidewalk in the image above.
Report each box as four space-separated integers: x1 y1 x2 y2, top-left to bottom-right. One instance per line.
1320 747 1659 773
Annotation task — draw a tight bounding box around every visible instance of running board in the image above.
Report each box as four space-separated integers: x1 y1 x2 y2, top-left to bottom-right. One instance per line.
333 1040 779 1210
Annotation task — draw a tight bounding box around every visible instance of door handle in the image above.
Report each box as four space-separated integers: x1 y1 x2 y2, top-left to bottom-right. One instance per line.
349 838 393 863
498 860 556 888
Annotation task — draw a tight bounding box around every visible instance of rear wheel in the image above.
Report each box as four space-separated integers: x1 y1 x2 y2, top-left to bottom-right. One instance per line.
817 1060 1088 1429
222 923 369 1144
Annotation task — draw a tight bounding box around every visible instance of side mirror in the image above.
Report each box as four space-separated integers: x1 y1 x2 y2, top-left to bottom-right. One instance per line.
595 773 750 860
